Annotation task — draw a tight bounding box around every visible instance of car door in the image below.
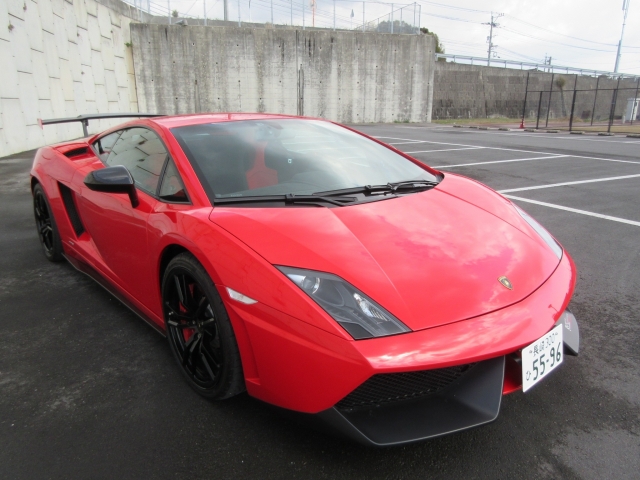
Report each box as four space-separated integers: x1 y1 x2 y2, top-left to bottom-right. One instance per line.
73 127 168 311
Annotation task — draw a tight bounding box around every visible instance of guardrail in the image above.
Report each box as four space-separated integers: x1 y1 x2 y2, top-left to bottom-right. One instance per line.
435 53 640 80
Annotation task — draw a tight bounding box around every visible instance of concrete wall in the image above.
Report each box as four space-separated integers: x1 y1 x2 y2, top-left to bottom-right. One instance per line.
131 25 435 124
0 0 146 157
433 62 640 122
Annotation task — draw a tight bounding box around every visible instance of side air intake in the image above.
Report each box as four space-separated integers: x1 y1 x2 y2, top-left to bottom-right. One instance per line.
58 183 85 237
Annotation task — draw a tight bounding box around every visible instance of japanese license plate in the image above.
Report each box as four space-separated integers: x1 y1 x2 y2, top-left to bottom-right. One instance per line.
522 324 563 392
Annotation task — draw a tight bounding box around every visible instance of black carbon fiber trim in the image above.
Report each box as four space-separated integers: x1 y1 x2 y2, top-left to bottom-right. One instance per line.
336 364 477 411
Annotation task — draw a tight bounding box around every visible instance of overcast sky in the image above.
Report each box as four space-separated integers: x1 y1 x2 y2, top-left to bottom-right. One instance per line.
153 0 640 75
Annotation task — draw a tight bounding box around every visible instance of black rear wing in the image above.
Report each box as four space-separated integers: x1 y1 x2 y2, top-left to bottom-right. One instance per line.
38 113 164 137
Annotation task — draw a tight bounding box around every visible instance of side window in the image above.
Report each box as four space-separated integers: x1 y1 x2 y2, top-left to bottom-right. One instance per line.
92 131 121 162
106 127 167 195
159 159 189 203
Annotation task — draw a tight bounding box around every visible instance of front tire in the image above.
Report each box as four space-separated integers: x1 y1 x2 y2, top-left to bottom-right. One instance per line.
162 253 245 400
33 183 64 262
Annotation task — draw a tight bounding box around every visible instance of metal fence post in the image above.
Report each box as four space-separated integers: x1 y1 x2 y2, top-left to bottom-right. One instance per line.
608 77 622 133
545 73 554 128
632 77 640 126
569 89 577 132
521 71 530 126
413 3 416 34
536 91 543 129
590 76 600 126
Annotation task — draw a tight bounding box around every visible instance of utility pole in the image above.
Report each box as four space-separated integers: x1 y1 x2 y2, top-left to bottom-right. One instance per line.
484 12 503 67
168 0 171 24
204 0 207 25
223 0 228 21
271 0 274 25
614 0 631 72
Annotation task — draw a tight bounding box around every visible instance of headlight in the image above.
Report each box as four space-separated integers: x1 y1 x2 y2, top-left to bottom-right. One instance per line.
515 205 563 259
277 266 411 340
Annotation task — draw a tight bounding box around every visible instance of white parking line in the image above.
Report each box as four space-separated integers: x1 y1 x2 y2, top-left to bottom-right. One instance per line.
376 136 571 156
434 155 567 169
498 174 640 193
405 147 485 153
460 129 640 145
566 154 640 165
388 141 427 145
504 195 640 227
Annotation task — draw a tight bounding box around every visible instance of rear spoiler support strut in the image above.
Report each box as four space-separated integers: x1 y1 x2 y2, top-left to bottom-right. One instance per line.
38 113 164 137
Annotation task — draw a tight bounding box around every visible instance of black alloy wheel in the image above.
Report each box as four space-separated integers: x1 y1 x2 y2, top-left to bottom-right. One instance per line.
33 183 63 262
162 253 245 400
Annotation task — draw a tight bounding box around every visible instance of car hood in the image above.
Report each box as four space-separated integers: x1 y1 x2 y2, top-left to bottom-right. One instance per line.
209 174 561 332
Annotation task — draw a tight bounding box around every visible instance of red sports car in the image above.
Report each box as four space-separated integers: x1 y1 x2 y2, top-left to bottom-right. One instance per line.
31 113 579 446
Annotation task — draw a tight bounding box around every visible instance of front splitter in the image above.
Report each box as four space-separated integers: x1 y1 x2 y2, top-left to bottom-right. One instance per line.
314 356 505 446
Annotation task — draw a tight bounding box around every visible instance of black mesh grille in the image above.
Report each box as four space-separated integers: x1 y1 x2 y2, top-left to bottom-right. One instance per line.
336 364 477 411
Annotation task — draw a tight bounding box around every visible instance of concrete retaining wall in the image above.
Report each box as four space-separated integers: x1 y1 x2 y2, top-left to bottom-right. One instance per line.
0 0 144 157
131 25 435 124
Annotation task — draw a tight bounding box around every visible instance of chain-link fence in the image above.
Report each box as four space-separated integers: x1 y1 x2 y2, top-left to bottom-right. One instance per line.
124 0 422 33
524 84 640 134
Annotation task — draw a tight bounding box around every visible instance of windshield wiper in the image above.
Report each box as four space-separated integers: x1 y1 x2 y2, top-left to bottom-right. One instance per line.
315 180 439 197
214 193 358 206
383 180 440 192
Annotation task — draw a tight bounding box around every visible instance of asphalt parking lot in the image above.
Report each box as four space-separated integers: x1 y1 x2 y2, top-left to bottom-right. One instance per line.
1 125 639 479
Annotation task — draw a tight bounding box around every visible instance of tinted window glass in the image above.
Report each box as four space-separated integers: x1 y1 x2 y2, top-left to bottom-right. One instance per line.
171 120 438 199
158 158 189 202
92 131 121 162
107 127 167 195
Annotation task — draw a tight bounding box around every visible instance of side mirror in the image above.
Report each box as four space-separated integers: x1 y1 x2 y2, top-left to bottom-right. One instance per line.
84 165 139 208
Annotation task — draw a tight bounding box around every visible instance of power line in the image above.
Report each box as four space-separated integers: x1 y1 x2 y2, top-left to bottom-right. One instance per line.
499 27 620 53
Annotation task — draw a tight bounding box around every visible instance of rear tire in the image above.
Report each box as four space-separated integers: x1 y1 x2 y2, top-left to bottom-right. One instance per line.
162 253 245 400
33 183 64 262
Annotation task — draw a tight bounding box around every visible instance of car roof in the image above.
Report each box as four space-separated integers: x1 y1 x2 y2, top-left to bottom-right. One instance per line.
149 112 312 129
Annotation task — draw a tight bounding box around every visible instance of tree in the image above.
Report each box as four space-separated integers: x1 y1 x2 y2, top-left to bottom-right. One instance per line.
421 27 445 55
555 76 567 117
375 19 416 34
172 10 178 18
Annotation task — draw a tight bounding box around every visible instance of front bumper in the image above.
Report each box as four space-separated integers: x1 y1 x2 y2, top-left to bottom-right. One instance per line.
230 252 576 414
309 310 579 446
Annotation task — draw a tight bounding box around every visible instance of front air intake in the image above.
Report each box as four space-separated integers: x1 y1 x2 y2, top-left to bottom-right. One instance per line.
336 364 477 411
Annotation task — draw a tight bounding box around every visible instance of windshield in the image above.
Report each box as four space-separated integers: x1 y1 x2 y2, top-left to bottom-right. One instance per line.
171 119 438 201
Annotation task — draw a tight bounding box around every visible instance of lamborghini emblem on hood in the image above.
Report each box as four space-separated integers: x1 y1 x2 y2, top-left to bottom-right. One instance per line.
498 276 513 290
